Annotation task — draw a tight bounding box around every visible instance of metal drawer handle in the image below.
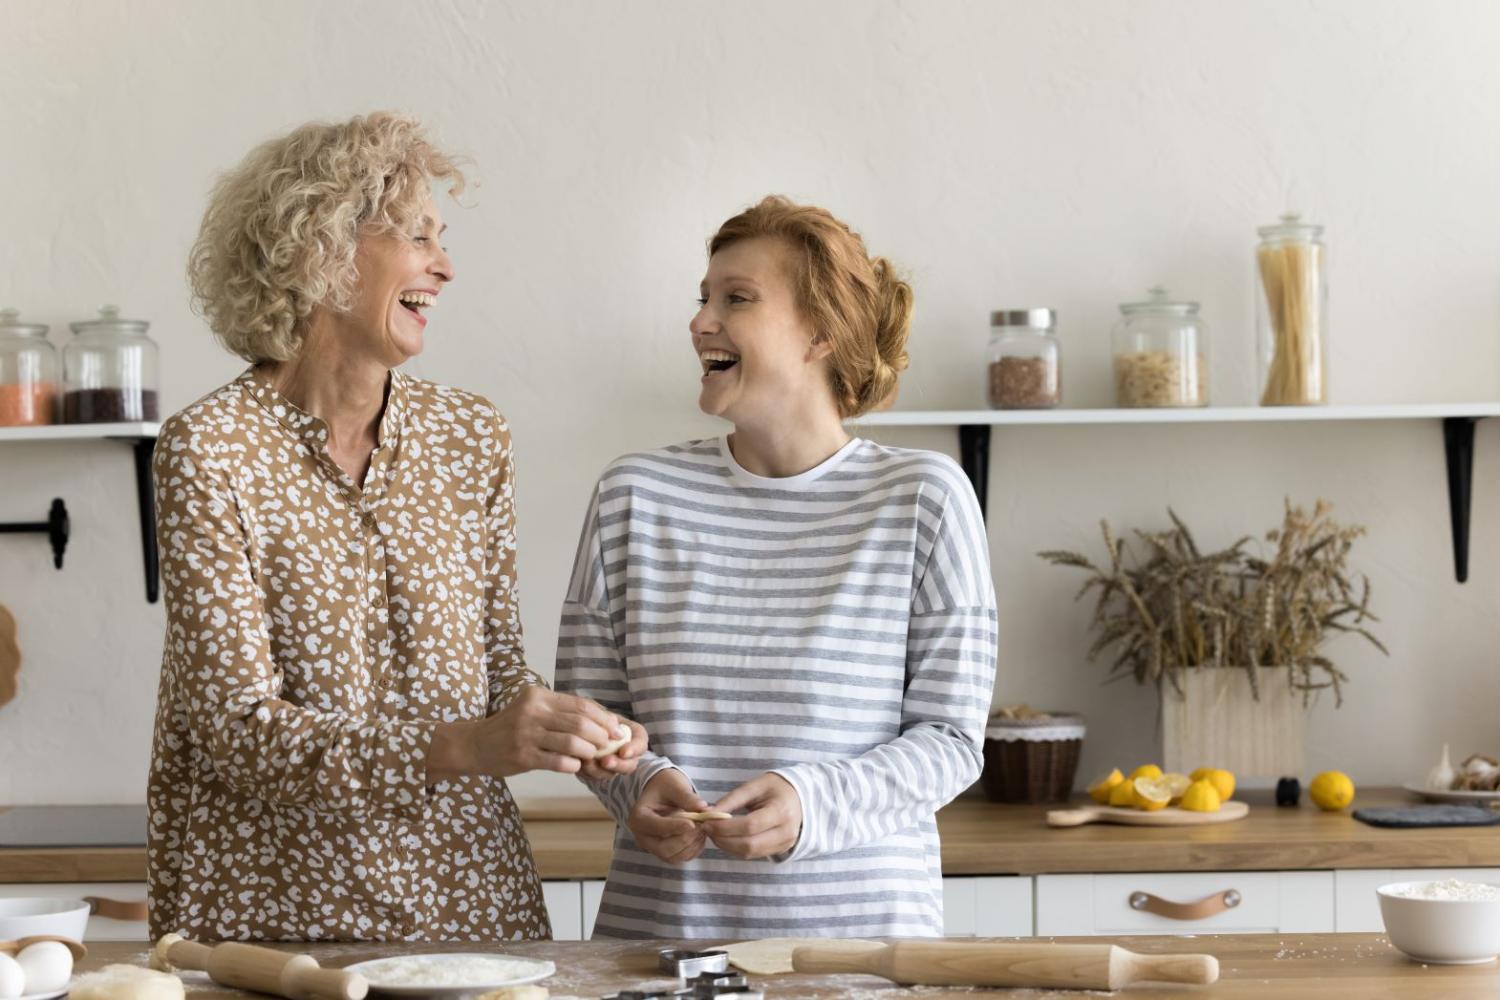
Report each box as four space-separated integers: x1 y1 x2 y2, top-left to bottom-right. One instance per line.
83 896 149 922
1129 889 1241 921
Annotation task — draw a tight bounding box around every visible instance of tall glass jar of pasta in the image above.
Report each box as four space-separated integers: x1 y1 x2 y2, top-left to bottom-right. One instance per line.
1256 213 1327 405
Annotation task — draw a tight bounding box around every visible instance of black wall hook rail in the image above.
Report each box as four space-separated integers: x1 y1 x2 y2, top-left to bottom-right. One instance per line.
0 497 70 569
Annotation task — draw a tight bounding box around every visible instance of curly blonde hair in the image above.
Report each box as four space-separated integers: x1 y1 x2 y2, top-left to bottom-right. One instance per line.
708 196 913 418
187 112 467 363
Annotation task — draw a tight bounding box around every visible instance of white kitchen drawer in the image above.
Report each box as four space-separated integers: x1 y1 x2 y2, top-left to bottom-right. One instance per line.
1335 867 1500 931
0 882 149 941
582 880 605 939
1035 871 1334 936
542 880 583 941
943 876 1032 937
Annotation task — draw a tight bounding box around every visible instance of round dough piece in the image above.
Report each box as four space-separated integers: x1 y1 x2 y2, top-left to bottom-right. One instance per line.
723 938 881 976
70 964 185 1000
592 724 631 759
474 987 548 1000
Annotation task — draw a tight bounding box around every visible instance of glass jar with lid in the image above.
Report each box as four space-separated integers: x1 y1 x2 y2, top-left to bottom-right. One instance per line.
62 305 159 423
0 309 59 427
1111 286 1210 408
1256 212 1327 405
987 308 1060 409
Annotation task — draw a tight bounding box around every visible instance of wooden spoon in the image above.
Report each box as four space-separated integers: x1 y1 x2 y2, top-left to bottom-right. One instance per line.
0 935 87 961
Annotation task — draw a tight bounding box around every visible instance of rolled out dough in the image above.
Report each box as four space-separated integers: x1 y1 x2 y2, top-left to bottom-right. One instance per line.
70 964 185 1000
593 724 631 759
723 937 882 975
670 810 732 822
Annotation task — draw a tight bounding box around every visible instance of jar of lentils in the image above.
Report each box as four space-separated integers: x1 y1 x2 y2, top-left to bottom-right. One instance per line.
987 308 1060 409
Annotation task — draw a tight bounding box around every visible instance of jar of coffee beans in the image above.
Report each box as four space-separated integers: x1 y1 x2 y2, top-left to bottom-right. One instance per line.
62 305 159 423
987 308 1060 409
0 309 59 426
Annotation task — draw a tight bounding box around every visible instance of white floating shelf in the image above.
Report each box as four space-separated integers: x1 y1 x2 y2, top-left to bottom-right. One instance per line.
851 403 1500 428
0 421 160 443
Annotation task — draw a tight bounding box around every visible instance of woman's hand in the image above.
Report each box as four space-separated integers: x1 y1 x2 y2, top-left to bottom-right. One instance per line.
578 718 648 781
427 685 643 780
704 773 803 860
626 769 709 865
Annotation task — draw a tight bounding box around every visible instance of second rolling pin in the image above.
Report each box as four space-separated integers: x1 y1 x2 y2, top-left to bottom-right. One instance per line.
791 940 1218 990
153 934 368 1000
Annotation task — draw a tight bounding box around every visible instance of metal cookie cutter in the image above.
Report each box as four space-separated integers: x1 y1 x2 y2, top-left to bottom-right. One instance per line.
657 948 730 981
674 971 763 998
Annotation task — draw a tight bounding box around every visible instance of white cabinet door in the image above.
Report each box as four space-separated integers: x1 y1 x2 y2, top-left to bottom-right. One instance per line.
542 881 583 941
0 883 149 941
1335 868 1500 931
1035 871 1334 936
943 877 1032 937
582 880 606 940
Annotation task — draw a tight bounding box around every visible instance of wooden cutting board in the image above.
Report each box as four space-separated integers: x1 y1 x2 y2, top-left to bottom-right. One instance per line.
1047 800 1249 827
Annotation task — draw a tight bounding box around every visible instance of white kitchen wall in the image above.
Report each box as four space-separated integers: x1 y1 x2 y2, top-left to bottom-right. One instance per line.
1 0 1498 804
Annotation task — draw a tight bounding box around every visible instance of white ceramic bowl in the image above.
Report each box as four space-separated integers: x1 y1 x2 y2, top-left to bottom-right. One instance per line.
1378 881 1500 964
0 898 90 942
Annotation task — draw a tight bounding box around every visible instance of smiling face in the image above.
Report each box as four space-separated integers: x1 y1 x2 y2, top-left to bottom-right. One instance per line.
690 236 833 426
340 193 454 366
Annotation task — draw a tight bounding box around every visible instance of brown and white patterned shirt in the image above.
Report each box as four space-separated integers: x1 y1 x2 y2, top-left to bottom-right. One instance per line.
147 369 550 942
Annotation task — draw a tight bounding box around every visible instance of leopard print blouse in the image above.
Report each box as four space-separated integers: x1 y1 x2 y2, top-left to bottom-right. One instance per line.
146 369 550 942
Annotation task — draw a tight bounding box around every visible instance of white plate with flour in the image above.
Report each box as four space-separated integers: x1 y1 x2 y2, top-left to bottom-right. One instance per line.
344 953 555 996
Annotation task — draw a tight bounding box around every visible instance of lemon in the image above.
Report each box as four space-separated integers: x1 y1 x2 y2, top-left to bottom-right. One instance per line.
1088 768 1125 805
1309 771 1355 811
1190 767 1236 802
1161 772 1193 804
1131 775 1173 811
1129 764 1164 782
1108 777 1138 808
1179 778 1223 813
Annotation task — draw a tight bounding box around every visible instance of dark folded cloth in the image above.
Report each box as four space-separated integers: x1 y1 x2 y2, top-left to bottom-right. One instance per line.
1353 805 1500 828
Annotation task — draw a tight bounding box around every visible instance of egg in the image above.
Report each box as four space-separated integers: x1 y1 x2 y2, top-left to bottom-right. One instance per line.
16 941 74 994
0 954 24 1000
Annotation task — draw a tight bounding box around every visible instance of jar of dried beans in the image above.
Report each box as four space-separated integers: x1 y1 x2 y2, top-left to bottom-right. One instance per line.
1110 287 1209 408
0 309 59 427
62 305 159 424
987 308 1060 409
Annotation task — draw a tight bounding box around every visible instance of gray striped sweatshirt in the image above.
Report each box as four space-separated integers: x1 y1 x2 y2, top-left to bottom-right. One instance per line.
554 436 997 938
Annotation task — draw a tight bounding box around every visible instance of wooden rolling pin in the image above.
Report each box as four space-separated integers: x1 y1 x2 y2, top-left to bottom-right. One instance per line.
791 940 1219 991
153 934 368 1000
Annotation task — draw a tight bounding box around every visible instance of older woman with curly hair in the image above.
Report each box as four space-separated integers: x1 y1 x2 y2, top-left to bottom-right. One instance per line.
148 112 645 942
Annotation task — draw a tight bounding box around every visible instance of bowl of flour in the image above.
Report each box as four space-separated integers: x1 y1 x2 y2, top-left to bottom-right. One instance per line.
343 953 555 996
1378 879 1500 964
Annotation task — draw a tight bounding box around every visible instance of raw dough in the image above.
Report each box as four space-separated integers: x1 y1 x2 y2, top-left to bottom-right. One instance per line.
475 987 549 1000
593 724 631 759
723 938 881 975
670 810 732 822
69 964 185 1000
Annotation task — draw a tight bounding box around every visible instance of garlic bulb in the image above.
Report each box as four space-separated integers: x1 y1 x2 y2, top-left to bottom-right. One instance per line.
1427 744 1456 790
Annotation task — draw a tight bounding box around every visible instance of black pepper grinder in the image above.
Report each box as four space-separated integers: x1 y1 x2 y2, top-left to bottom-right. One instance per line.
1276 777 1302 807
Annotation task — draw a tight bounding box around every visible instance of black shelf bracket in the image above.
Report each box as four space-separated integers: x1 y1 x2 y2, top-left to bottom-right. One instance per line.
1444 416 1487 584
0 498 70 569
130 437 159 603
958 424 991 523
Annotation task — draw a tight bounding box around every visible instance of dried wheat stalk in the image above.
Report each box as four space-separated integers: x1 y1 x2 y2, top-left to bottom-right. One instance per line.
1038 499 1386 706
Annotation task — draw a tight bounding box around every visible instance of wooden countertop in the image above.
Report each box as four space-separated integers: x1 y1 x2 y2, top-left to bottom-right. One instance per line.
5 788 1498 883
76 935 1500 998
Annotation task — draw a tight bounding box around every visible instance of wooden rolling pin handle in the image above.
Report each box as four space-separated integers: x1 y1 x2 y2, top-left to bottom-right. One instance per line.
1113 949 1220 988
279 953 370 1000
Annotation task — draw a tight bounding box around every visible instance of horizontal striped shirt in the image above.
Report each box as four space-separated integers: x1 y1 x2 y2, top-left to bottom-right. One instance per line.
555 436 997 938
